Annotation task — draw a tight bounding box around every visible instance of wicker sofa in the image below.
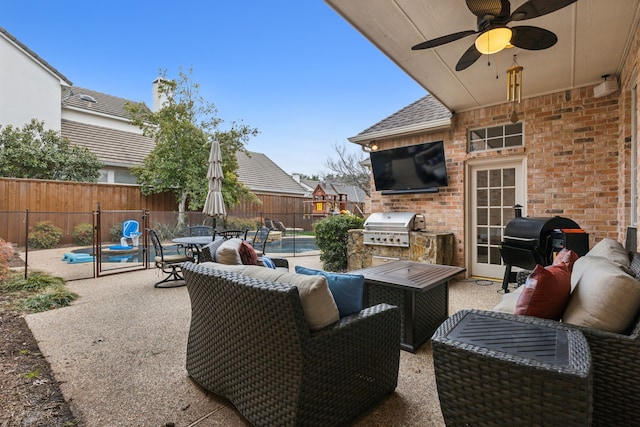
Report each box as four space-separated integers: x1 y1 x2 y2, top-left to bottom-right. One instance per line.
488 240 640 426
182 262 401 426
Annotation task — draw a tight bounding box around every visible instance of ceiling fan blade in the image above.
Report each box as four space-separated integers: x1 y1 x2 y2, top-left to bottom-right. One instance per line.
465 0 504 18
511 0 577 21
456 44 483 71
510 26 558 50
412 30 477 50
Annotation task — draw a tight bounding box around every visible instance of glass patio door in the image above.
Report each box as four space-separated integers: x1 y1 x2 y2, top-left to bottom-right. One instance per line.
469 160 525 279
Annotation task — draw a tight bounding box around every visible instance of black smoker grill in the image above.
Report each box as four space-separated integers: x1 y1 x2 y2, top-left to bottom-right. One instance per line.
500 209 589 292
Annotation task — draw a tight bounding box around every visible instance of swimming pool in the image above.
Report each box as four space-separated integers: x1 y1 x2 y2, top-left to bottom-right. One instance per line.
265 236 318 254
72 236 318 263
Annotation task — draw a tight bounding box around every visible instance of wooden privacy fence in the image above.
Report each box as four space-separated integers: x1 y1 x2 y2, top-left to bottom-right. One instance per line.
0 177 176 212
0 177 177 245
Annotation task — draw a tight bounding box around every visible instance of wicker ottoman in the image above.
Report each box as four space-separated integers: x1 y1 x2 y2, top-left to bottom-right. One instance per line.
432 309 592 426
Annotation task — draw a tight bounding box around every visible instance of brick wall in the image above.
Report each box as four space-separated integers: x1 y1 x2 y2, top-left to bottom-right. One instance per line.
368 76 631 270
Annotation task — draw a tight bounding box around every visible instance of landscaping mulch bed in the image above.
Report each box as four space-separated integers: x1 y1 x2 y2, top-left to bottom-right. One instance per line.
0 255 81 426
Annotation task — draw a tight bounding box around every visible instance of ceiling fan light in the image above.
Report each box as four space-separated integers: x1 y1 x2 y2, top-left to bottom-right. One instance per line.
475 27 512 55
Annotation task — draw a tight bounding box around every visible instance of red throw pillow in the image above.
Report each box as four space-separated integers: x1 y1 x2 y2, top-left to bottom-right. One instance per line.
515 263 571 320
238 241 258 265
552 248 579 272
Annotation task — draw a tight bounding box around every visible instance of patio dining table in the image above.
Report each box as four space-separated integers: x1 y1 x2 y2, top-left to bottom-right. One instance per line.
172 235 217 262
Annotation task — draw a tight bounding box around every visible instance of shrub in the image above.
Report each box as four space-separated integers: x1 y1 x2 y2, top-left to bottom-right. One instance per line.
27 221 63 249
110 223 123 242
21 287 78 312
1 271 76 312
73 223 94 246
314 213 365 272
154 222 184 241
0 238 15 282
221 217 260 232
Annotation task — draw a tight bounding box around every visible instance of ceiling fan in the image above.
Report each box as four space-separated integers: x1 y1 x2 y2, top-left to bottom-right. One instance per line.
411 0 577 71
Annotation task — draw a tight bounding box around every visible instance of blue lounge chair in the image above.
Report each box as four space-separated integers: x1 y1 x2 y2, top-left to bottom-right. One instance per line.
62 253 95 264
120 220 142 248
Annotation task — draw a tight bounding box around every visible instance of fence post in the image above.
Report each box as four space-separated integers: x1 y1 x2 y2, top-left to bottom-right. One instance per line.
23 209 29 279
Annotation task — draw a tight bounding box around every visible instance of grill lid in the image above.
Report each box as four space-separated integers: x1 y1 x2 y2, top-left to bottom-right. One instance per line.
364 212 416 231
504 216 581 241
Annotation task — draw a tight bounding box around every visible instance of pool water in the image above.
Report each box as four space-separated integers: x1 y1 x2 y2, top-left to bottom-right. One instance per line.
265 237 318 254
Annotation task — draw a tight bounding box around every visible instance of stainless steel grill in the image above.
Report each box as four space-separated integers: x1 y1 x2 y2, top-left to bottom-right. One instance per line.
363 212 416 247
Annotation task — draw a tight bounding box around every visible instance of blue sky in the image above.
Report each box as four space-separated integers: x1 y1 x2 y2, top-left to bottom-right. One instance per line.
2 1 425 176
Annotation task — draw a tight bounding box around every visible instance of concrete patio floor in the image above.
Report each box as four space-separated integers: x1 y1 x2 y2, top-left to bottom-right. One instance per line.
22 249 502 426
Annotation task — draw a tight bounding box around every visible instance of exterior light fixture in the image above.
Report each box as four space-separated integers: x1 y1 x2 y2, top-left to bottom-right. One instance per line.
62 89 97 104
475 27 513 55
362 141 379 153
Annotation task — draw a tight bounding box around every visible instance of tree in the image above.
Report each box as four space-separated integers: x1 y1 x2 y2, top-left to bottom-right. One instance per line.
324 143 371 196
126 68 259 222
0 119 102 182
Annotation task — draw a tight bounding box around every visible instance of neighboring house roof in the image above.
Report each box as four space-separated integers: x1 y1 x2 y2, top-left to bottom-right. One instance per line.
349 94 453 143
236 151 309 196
316 181 366 204
62 86 150 119
0 26 72 86
62 119 155 168
302 178 320 191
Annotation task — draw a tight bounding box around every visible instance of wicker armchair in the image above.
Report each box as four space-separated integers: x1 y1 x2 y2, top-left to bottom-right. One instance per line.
569 311 640 425
182 262 401 426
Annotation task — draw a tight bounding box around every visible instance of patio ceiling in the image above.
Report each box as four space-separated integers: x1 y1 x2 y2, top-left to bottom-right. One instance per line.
325 0 640 113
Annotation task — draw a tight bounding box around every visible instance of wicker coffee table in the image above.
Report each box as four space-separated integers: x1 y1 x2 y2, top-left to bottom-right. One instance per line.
432 309 593 426
350 261 465 352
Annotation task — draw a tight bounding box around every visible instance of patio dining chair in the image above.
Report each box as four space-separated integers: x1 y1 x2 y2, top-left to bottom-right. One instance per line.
188 225 214 237
249 226 271 255
147 228 192 288
217 229 248 240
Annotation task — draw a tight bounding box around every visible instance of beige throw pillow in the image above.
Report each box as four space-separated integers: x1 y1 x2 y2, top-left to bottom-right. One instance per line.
586 238 631 268
563 256 640 333
215 238 244 265
241 266 340 330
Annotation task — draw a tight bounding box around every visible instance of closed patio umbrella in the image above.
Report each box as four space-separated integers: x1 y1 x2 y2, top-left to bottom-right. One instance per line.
202 138 226 222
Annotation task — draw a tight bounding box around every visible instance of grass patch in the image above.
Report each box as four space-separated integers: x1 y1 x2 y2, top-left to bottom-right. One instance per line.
24 370 40 379
0 271 77 313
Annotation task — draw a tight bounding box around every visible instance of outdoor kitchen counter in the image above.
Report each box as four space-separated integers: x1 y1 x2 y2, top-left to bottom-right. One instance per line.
350 260 465 352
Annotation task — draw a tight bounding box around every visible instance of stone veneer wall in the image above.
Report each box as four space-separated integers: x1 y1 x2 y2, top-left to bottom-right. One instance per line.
347 229 454 271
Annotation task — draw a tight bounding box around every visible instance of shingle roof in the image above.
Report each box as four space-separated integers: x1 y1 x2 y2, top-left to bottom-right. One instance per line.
61 87 150 119
317 181 366 203
61 119 155 168
237 151 309 196
327 182 366 203
350 94 452 141
0 26 72 86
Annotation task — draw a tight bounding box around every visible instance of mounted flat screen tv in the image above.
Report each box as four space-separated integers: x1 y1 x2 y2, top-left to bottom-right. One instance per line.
370 141 448 195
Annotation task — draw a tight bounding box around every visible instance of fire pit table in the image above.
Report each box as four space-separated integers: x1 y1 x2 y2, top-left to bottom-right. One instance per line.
350 260 465 352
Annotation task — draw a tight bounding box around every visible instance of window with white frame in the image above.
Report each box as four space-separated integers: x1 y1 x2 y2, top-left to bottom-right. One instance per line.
469 123 523 152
